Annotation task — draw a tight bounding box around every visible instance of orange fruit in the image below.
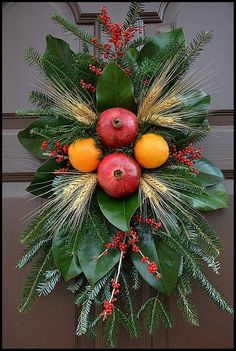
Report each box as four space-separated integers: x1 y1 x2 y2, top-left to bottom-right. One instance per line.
134 133 169 168
68 138 102 172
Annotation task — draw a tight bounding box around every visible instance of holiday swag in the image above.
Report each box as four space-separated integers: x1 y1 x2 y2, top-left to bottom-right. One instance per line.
17 3 233 347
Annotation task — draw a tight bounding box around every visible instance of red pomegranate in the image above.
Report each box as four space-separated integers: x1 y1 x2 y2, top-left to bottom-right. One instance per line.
97 153 141 198
96 107 139 148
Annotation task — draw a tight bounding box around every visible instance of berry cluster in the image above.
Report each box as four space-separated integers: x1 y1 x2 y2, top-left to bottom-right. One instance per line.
88 64 102 76
104 230 127 256
123 67 132 76
170 143 202 174
40 140 71 173
134 214 162 230
100 279 121 319
100 300 114 318
80 79 96 93
97 6 142 59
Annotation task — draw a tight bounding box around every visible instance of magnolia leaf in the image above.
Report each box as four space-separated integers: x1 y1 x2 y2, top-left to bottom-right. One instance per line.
179 89 211 124
137 28 185 63
17 115 72 159
52 229 82 281
195 157 224 186
97 189 140 232
96 62 136 113
185 183 229 212
131 227 181 295
77 229 120 287
45 34 75 66
26 158 67 198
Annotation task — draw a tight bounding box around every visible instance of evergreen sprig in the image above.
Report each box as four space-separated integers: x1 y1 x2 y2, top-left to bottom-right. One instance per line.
37 269 61 296
123 2 144 30
18 247 54 313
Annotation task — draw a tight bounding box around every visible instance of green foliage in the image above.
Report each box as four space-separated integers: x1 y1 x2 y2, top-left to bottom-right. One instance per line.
195 157 225 187
96 61 137 113
51 13 112 56
186 30 213 68
131 266 142 290
67 276 85 293
189 267 234 316
17 236 52 269
75 270 114 335
123 2 144 30
29 91 55 108
186 183 229 212
20 207 55 247
176 274 199 326
97 189 140 232
138 295 173 334
132 224 181 295
37 269 61 296
120 271 140 338
52 226 83 281
75 210 120 286
25 46 42 67
18 246 54 313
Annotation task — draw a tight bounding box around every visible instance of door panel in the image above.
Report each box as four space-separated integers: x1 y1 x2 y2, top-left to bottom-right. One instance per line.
2 2 234 349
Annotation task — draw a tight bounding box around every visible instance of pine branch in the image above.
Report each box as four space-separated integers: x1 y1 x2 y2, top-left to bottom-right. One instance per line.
25 46 42 67
37 269 61 296
177 275 199 326
17 236 52 269
76 270 114 335
120 271 140 338
67 276 86 293
51 14 113 55
123 2 145 30
18 247 53 313
131 266 142 290
29 91 55 108
20 208 55 247
104 309 118 348
193 268 234 316
186 30 213 66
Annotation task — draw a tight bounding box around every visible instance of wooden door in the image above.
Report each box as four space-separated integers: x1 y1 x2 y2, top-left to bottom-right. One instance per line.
3 2 234 349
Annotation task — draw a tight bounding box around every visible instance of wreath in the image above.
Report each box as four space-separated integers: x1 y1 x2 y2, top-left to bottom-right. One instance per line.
17 3 233 347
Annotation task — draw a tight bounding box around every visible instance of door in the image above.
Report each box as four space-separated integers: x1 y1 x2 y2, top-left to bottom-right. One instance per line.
2 2 233 348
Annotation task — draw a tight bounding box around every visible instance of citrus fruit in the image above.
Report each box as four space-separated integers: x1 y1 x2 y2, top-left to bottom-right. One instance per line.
68 138 102 172
134 133 169 168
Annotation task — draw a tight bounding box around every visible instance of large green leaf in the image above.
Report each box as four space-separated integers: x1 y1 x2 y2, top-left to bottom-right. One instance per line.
45 34 74 66
131 227 181 295
77 227 120 287
180 89 211 124
195 157 224 186
137 28 185 63
96 62 136 113
17 115 72 159
97 189 140 232
185 183 229 212
52 228 82 281
26 158 66 198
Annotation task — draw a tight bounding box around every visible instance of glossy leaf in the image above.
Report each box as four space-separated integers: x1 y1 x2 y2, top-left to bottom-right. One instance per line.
26 158 67 198
96 62 136 113
17 115 72 159
137 28 185 63
195 157 224 186
131 228 181 295
179 90 211 124
45 34 74 66
52 228 82 281
97 189 140 232
185 183 229 212
77 228 120 287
